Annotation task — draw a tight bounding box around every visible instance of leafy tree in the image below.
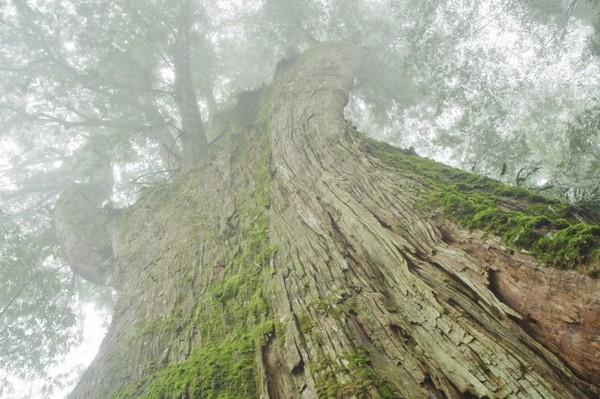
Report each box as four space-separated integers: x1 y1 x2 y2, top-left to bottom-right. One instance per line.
0 212 74 396
364 0 600 182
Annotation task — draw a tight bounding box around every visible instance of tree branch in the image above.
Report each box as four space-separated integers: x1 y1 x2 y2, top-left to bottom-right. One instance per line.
0 276 34 317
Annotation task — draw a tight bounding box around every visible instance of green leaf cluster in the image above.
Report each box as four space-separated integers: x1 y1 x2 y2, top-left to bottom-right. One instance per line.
0 212 78 395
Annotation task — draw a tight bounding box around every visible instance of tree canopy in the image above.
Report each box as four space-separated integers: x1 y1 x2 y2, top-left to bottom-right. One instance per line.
1 0 600 396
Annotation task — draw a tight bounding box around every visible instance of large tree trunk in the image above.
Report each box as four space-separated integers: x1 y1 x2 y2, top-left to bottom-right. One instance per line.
69 43 600 398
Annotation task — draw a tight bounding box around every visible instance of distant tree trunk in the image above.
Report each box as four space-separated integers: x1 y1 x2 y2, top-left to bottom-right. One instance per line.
69 43 600 399
137 93 181 172
173 0 208 171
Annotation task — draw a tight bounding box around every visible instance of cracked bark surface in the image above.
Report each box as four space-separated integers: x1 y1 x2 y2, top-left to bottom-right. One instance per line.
70 43 599 398
262 43 599 398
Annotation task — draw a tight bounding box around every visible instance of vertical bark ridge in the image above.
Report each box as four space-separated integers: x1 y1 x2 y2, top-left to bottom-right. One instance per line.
265 43 599 398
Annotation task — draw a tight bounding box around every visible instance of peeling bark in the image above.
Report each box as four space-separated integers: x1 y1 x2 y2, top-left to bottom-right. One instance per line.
69 43 600 399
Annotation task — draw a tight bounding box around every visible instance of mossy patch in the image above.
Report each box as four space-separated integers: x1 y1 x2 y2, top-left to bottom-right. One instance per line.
307 289 357 315
313 349 399 399
363 137 600 275
114 332 256 399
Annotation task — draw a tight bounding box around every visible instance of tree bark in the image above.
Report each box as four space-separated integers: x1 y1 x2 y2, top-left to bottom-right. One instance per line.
69 43 600 399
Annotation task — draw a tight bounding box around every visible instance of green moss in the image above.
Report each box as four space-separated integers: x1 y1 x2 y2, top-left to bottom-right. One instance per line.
114 332 256 399
296 312 314 333
492 185 548 202
307 289 356 316
312 350 400 399
273 319 286 343
535 225 600 268
132 319 160 340
363 136 600 272
349 351 398 399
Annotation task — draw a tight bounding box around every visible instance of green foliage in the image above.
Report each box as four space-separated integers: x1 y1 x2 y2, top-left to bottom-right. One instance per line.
0 212 79 395
350 0 600 194
365 137 600 273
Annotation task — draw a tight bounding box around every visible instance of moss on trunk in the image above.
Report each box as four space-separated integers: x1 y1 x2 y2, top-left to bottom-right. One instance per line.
364 137 600 276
